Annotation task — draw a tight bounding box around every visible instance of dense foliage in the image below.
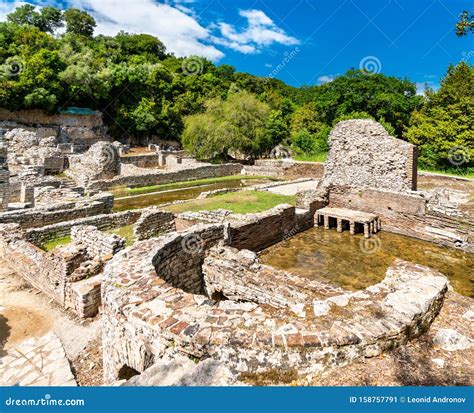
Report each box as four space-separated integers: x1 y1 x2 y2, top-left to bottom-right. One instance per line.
405 62 474 170
0 5 472 171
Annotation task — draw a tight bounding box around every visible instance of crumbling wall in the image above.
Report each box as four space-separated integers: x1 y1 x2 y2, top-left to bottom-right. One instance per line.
152 225 224 295
71 225 125 259
0 136 9 211
0 108 109 149
87 163 243 191
4 129 65 174
133 208 175 240
243 159 324 179
323 120 417 192
0 192 114 229
67 142 121 185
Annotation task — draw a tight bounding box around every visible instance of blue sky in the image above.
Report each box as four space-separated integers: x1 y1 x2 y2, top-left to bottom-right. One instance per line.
1 0 473 92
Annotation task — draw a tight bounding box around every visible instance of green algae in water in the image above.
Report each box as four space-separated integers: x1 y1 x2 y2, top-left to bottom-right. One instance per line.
259 227 473 298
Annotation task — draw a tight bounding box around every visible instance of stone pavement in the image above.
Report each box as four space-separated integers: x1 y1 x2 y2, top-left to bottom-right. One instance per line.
0 332 76 386
266 179 319 195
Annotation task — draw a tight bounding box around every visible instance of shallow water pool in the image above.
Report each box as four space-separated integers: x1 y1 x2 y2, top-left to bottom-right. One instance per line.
259 227 473 297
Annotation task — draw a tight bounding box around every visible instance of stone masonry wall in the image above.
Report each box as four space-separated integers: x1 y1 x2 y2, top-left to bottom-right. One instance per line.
0 108 109 149
243 159 324 179
25 210 141 246
0 136 8 211
226 205 298 251
323 120 417 192
328 187 474 252
133 208 176 241
87 164 243 191
71 225 125 259
152 225 225 295
0 192 113 229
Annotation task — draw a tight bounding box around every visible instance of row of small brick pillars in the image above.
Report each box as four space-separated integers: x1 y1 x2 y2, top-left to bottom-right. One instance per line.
316 207 381 238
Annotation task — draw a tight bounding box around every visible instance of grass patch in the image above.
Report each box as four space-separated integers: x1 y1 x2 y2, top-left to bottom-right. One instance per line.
164 190 296 214
292 152 327 162
40 235 71 251
119 175 277 197
106 224 136 247
420 167 474 179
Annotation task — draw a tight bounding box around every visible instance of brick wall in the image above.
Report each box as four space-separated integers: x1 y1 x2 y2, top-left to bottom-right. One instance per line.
243 159 324 179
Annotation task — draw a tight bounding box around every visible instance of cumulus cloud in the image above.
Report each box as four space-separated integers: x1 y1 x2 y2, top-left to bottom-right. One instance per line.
317 75 336 84
213 9 300 54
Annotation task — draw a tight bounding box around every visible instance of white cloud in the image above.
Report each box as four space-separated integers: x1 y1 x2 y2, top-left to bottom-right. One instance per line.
214 9 300 54
416 81 438 96
0 1 30 22
317 75 336 84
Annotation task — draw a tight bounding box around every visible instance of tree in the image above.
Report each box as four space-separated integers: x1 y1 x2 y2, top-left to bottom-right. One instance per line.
64 8 96 37
7 5 63 34
304 70 421 137
115 32 167 61
405 62 474 169
456 10 474 36
182 92 270 160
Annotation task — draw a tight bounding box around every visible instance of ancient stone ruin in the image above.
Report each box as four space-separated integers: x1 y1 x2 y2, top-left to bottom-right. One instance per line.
0 135 9 211
323 119 417 192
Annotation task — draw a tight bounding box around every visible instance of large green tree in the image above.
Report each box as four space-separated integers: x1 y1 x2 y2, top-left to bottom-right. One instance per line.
405 62 474 169
182 92 270 160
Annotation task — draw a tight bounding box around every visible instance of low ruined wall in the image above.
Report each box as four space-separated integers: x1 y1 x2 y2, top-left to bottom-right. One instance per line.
72 225 125 259
25 210 141 246
243 159 324 179
87 164 243 191
226 205 298 251
151 225 225 295
0 193 114 229
120 154 161 168
328 188 473 252
133 208 175 241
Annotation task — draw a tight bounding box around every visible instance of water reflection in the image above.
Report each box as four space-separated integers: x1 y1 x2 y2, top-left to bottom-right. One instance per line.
260 227 473 297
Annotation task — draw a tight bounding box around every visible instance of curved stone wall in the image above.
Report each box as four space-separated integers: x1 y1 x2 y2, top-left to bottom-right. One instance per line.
102 226 448 384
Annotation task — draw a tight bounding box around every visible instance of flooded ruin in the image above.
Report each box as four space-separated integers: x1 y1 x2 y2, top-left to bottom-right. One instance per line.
260 226 473 297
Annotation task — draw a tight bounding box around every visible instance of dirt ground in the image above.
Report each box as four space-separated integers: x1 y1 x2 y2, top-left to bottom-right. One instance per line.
0 261 103 385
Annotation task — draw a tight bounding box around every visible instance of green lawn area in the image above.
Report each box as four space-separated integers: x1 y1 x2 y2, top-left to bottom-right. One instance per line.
292 152 328 162
115 175 278 197
40 235 71 251
106 224 136 247
164 190 296 214
420 168 474 180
